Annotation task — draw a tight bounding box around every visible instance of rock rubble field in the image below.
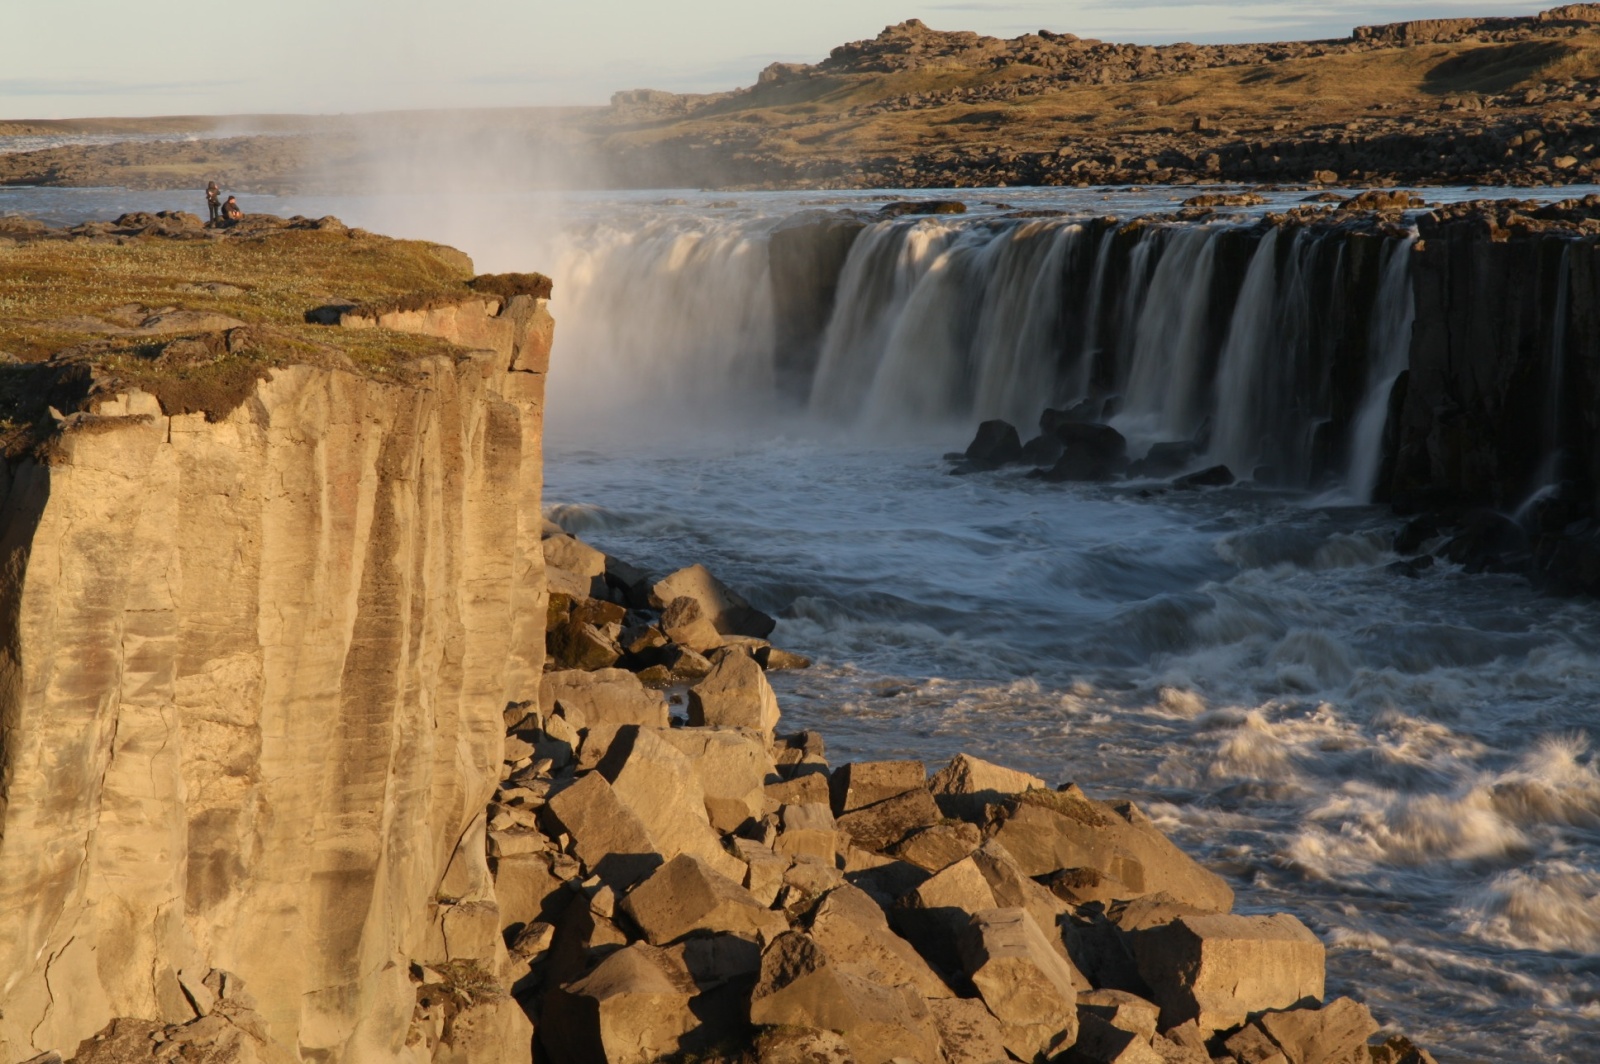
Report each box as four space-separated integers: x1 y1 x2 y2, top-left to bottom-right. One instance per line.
385 522 1438 1064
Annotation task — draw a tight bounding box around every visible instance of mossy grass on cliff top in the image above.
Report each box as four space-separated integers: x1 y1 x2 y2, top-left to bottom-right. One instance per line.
0 216 548 456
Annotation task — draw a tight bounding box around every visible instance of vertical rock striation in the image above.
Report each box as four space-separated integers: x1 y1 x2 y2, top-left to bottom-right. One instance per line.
0 294 552 1063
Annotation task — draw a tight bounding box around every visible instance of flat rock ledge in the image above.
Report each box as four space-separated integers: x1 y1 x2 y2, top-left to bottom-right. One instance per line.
46 525 1438 1064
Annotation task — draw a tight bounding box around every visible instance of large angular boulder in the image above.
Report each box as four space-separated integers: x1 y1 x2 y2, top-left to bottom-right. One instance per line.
661 595 725 652
830 759 927 815
836 787 942 852
1257 998 1380 1064
543 772 662 888
600 726 748 883
960 907 1080 1061
1129 913 1325 1034
657 725 777 826
807 885 953 1001
542 669 668 730
619 854 789 946
969 839 1075 967
985 788 1233 913
540 943 698 1064
894 857 999 974
748 932 944 1064
688 650 781 740
543 533 608 578
1064 1012 1164 1064
890 821 983 873
964 419 1024 466
929 753 1047 820
650 563 776 638
930 997 1011 1064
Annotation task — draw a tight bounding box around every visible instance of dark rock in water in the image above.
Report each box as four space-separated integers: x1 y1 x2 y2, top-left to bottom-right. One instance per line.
1128 441 1195 478
1020 433 1065 467
1394 513 1444 555
1040 398 1105 434
1038 423 1128 482
1387 556 1435 579
1440 510 1529 573
879 199 966 218
964 419 1024 466
1172 465 1234 489
1251 465 1281 487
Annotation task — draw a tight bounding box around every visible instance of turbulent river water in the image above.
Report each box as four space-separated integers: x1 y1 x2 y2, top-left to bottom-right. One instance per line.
11 182 1600 1063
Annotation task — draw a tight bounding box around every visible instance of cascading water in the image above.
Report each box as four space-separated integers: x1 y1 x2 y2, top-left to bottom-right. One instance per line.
1345 235 1418 501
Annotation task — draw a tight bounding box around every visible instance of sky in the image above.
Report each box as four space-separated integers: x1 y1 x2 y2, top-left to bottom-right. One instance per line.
0 0 1560 119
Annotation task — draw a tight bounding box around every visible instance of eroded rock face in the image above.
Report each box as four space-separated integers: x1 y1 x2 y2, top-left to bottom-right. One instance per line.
0 296 551 1063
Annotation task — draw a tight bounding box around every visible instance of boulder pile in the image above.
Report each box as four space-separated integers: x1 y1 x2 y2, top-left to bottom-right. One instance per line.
422 523 1439 1062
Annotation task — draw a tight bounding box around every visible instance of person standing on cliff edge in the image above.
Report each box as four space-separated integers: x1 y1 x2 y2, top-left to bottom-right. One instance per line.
206 181 221 223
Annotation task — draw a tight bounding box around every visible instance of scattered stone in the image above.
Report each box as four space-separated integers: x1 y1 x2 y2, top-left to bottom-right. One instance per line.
650 563 776 638
600 725 749 882
889 821 983 872
544 533 608 578
620 853 789 945
689 649 782 739
540 943 699 1064
748 932 945 1064
543 771 662 888
928 752 1046 820
830 759 927 815
1257 997 1380 1064
661 595 724 652
809 884 954 1000
542 669 668 730
836 786 943 852
1130 912 1325 1033
1172 464 1235 488
964 419 1024 465
961 907 1081 1061
929 996 1011 1064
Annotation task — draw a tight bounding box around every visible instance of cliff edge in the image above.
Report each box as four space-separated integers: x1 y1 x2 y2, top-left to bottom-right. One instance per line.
0 217 553 1063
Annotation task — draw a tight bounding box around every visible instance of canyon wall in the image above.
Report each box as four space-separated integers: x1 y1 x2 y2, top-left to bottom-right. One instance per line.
0 296 551 1062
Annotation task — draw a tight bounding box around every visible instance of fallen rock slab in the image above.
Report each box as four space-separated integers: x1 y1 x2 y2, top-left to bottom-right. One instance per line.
619 853 789 946
689 650 782 739
650 563 776 638
1257 997 1380 1064
961 907 1080 1061
540 943 698 1064
1130 913 1325 1034
542 669 668 730
929 752 1047 820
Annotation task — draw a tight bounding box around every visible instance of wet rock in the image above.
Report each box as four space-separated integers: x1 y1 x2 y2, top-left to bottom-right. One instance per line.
650 563 776 638
830 759 927 815
620 853 789 945
1129 912 1325 1033
1172 464 1234 489
1040 423 1129 481
756 644 813 670
1439 509 1529 573
542 669 668 730
929 752 1046 821
689 649 783 739
1368 1035 1441 1064
540 943 699 1064
748 931 945 1064
1021 432 1067 467
1128 441 1197 478
1256 997 1379 1064
960 907 1080 1061
964 419 1024 466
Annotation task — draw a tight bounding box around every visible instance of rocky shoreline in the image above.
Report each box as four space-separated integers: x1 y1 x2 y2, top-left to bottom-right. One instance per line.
413 523 1440 1064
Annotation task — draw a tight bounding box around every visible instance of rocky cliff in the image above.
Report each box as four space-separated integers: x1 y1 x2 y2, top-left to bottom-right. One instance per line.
0 229 553 1063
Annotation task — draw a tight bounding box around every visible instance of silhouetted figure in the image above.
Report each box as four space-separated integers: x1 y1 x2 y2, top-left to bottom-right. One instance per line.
205 181 220 222
222 196 243 224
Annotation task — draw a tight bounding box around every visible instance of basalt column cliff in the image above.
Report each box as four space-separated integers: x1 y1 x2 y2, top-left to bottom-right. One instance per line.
0 224 552 1063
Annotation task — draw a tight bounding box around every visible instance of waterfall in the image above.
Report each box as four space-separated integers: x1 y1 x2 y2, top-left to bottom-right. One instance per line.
544 214 777 419
543 204 1422 492
1345 236 1418 501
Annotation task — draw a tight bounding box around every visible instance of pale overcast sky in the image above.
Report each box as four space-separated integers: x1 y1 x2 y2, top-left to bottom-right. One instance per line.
0 0 1556 118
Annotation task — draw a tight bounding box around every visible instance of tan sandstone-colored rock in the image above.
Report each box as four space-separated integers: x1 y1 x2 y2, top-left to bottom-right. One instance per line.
660 596 725 653
1257 998 1380 1064
986 789 1234 913
656 725 777 825
889 821 984 873
599 726 748 883
0 292 549 1063
649 563 776 639
830 759 927 815
688 649 782 738
542 533 606 579
748 932 944 1064
808 885 953 1000
543 772 662 888
1130 913 1326 1034
836 786 943 853
540 943 697 1064
960 908 1080 1062
929 996 1010 1064
541 669 668 731
929 753 1047 820
619 853 789 946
